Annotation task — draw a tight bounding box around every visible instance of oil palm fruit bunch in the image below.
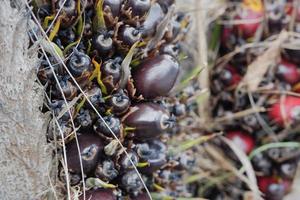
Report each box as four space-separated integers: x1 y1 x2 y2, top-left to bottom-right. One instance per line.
207 0 300 199
32 0 192 199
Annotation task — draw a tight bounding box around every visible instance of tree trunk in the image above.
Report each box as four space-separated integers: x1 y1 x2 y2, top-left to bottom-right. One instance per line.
0 1 52 199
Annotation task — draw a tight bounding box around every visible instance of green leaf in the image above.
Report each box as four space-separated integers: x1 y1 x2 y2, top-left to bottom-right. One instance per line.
248 142 300 160
93 0 106 31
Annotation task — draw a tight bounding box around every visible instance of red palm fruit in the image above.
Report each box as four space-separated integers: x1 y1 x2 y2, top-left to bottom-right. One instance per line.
226 131 255 154
257 176 292 200
258 176 278 194
276 60 300 85
79 189 116 200
268 96 300 126
219 65 242 87
282 47 300 65
235 3 263 39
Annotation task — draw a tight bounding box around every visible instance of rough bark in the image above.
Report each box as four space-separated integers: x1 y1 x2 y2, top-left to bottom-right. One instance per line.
0 1 52 199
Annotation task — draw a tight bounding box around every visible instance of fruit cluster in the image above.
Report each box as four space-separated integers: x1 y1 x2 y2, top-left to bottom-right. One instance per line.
209 0 300 199
31 0 193 199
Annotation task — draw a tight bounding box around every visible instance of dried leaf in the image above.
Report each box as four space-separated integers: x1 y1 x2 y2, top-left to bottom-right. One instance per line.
144 5 175 52
119 42 139 88
238 31 288 92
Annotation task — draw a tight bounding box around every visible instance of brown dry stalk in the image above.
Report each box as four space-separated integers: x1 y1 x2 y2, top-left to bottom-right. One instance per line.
195 0 211 129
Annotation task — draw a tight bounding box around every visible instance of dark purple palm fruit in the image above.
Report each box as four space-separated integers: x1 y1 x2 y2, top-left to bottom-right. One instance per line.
56 0 78 28
119 150 139 170
76 108 93 128
140 3 165 37
278 161 297 180
128 0 151 17
160 43 180 57
50 100 75 122
265 182 286 200
85 86 105 112
38 58 62 85
136 140 167 174
172 103 186 117
66 133 104 174
94 115 122 139
120 170 144 195
79 189 117 200
118 25 141 46
131 193 151 200
93 30 114 57
95 159 119 181
124 102 174 140
57 0 76 15
108 89 131 115
177 150 196 170
52 77 77 100
251 153 272 176
68 50 92 77
276 60 300 85
57 28 76 46
103 0 123 17
266 148 282 162
101 57 123 91
132 54 180 99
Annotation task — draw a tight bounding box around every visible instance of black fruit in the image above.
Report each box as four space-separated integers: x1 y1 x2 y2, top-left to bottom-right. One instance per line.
124 103 173 140
132 54 180 99
66 133 104 174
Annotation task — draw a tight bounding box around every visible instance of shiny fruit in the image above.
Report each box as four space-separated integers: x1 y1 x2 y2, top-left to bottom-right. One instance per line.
121 170 143 194
279 162 297 180
140 3 164 37
257 176 291 200
95 159 118 181
276 60 300 85
235 7 263 39
93 32 113 55
124 103 173 140
136 140 167 174
68 50 91 77
66 133 104 174
252 153 272 176
128 0 151 17
132 54 179 99
102 57 122 85
94 116 121 138
226 131 255 154
108 90 131 115
219 65 242 87
119 25 141 46
103 0 122 17
268 96 300 126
